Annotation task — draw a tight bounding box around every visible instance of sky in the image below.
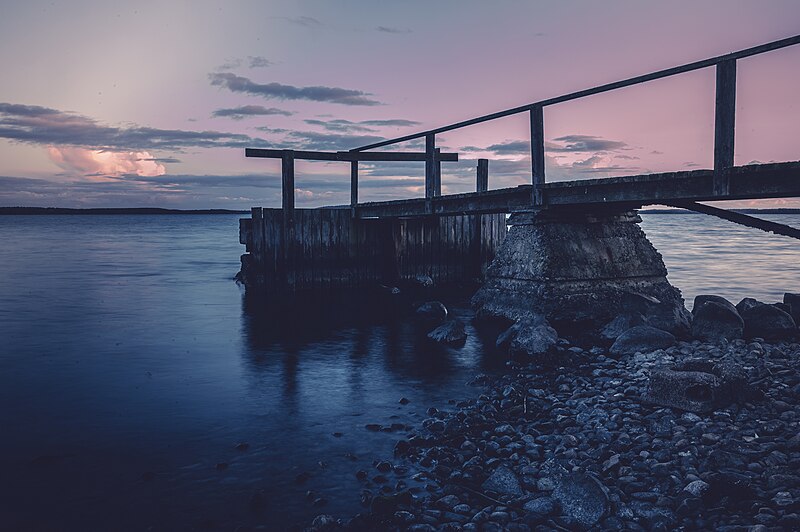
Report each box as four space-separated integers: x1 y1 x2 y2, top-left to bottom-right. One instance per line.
0 0 799 209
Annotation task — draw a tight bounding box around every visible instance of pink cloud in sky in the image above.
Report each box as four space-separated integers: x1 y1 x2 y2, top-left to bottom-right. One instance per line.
47 147 167 178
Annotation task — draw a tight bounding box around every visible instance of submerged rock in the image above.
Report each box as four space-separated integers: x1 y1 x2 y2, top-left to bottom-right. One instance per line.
691 300 744 342
741 303 796 341
427 320 467 345
610 325 675 355
416 301 448 324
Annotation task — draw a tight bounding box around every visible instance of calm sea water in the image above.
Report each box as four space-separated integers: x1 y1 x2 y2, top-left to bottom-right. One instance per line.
0 213 797 530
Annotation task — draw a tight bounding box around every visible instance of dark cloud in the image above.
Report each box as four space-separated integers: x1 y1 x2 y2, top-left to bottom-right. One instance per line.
304 119 376 133
212 105 294 120
209 73 382 106
377 26 411 34
137 157 182 163
0 102 261 151
248 56 273 68
285 130 386 151
360 119 420 127
217 58 242 71
284 16 321 27
304 118 421 133
547 135 628 153
460 140 531 156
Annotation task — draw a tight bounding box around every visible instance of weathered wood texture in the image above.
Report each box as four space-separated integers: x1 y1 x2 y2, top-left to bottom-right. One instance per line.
239 208 507 292
353 161 800 218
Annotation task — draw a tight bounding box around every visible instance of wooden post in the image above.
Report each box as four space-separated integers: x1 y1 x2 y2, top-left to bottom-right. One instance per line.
713 59 736 196
425 133 436 200
350 160 358 214
477 159 489 192
281 150 295 223
530 105 545 205
434 148 442 197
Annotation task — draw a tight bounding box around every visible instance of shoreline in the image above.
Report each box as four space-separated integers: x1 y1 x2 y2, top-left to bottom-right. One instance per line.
305 292 800 531
0 207 248 215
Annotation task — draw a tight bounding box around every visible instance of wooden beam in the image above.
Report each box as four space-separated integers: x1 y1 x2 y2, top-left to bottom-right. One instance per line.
434 148 442 197
245 147 457 162
714 59 736 196
350 160 358 208
477 159 489 192
530 105 545 205
352 161 800 218
542 161 800 205
425 134 436 200
667 200 800 240
281 150 295 222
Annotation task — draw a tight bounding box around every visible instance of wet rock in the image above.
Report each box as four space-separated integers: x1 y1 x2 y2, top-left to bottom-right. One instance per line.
399 397 410 405
235 442 250 451
551 471 609 527
481 465 523 497
693 294 738 315
375 461 393 473
416 301 448 324
610 325 675 355
413 275 434 288
523 496 557 519
309 514 339 531
599 312 648 343
509 322 558 361
742 303 796 341
785 292 800 323
703 473 756 505
684 479 710 497
427 320 467 346
736 297 762 315
691 300 744 342
645 369 719 412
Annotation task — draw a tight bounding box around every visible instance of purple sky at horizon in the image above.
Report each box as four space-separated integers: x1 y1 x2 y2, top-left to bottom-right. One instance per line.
0 0 799 209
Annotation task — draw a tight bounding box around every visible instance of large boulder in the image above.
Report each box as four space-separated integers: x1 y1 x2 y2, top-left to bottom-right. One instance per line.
693 294 738 315
735 297 762 315
741 303 796 341
599 312 648 344
785 292 800 324
644 358 753 412
691 300 744 342
509 323 558 361
610 325 676 356
427 320 467 346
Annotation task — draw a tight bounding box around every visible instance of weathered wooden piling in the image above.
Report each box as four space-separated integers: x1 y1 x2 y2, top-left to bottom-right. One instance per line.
239 208 507 292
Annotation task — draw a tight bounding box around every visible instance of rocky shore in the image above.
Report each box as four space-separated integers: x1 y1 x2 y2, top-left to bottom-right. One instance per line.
306 291 800 531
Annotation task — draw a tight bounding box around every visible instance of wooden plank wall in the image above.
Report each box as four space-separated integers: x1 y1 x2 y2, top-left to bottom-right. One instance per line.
239 208 506 292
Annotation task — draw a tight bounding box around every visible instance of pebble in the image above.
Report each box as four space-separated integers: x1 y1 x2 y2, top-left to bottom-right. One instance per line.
309 309 800 530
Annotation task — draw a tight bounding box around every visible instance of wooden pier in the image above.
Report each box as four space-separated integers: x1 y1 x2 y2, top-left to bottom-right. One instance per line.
239 35 800 293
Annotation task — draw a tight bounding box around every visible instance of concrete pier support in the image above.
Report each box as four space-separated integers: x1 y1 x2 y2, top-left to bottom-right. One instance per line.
472 208 691 343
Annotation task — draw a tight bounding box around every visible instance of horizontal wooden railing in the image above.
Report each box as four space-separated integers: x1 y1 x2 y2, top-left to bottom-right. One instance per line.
247 34 800 216
349 34 800 206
